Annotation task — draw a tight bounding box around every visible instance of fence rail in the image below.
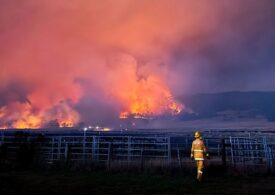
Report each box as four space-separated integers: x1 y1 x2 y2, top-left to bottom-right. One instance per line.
0 130 274 172
229 136 273 171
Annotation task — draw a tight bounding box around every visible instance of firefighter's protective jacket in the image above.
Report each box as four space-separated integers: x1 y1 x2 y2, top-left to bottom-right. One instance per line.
191 138 207 160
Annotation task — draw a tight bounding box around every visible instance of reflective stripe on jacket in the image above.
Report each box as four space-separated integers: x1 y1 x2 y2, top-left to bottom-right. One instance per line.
191 138 207 160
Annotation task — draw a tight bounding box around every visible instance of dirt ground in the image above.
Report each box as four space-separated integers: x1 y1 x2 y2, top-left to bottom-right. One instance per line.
0 170 275 195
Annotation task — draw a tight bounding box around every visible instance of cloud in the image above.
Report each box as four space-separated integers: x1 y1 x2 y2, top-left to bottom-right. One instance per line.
0 0 274 127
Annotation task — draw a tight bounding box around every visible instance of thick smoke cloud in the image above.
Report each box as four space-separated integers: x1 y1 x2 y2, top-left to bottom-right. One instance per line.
170 0 275 92
0 81 31 106
0 0 274 127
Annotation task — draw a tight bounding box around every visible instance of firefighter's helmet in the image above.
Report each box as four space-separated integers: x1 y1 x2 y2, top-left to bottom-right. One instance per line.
194 131 202 138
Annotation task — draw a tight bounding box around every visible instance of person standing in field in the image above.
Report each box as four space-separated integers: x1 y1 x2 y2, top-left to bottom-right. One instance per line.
191 131 209 182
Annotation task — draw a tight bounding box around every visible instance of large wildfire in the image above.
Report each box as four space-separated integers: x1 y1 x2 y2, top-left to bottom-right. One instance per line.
119 75 183 119
0 60 183 128
0 98 80 129
0 1 271 129
0 54 184 128
0 0 227 129
0 75 183 128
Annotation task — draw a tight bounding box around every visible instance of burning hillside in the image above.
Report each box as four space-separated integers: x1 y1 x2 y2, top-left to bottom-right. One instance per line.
1 0 239 129
119 75 183 119
0 51 184 129
0 100 80 129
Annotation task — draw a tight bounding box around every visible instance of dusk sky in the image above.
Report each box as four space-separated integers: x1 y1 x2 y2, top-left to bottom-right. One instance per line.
0 0 275 128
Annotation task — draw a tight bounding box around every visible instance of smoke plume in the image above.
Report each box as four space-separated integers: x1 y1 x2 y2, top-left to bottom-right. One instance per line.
0 0 274 128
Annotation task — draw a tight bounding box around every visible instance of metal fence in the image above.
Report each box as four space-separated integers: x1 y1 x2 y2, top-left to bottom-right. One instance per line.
229 136 273 171
42 135 171 163
0 130 274 172
0 132 171 164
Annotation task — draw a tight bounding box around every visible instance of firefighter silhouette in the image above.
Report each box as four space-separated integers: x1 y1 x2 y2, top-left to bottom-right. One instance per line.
191 131 209 182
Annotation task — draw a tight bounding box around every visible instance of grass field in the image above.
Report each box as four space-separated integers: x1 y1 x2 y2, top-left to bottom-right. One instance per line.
0 169 275 195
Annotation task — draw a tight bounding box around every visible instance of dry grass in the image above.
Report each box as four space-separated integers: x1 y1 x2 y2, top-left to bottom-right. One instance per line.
0 169 275 195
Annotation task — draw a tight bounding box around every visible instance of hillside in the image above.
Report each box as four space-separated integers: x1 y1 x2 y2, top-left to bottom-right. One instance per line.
179 91 275 121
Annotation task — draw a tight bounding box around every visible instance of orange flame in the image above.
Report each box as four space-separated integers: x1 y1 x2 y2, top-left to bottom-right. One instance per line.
119 75 183 119
0 101 79 129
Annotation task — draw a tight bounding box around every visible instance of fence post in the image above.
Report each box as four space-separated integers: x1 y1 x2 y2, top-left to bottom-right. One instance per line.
51 137 54 162
107 142 112 170
263 136 273 172
128 136 131 163
168 136 171 164
185 137 188 150
92 136 96 160
271 148 273 172
140 146 144 170
221 139 226 168
177 144 182 168
58 137 61 160
0 131 4 145
65 143 68 161
230 136 234 165
83 131 86 161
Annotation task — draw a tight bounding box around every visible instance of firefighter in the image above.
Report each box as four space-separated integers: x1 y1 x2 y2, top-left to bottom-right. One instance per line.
190 131 209 182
